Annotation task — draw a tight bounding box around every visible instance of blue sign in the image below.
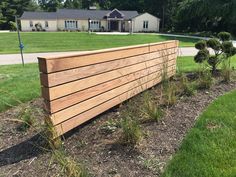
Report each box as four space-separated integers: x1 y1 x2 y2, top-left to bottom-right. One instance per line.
19 43 24 50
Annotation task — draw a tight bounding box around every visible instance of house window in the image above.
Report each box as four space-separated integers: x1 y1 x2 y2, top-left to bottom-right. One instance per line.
29 21 33 27
65 20 78 29
45 21 49 28
90 20 100 30
143 21 148 29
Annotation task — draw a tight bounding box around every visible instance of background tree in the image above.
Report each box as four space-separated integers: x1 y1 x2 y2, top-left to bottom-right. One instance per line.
0 0 39 30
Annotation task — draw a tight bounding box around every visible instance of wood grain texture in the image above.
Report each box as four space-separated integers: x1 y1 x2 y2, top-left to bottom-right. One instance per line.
46 60 176 113
38 41 178 73
42 53 177 101
40 48 176 87
38 40 179 138
54 70 176 136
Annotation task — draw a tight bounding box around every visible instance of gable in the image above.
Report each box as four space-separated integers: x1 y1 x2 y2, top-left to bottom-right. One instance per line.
132 12 160 21
107 9 124 19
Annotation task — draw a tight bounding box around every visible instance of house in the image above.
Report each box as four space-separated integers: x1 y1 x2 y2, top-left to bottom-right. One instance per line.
20 9 160 32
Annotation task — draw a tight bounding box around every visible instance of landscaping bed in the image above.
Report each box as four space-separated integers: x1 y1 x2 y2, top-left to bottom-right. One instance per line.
1 75 236 176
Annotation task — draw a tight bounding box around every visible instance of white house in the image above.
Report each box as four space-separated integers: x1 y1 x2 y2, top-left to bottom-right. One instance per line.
20 9 160 32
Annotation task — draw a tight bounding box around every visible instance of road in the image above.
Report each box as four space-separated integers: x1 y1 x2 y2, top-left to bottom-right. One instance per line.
0 47 198 65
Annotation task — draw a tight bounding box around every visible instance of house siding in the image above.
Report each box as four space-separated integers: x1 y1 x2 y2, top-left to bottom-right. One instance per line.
132 13 160 32
21 20 57 31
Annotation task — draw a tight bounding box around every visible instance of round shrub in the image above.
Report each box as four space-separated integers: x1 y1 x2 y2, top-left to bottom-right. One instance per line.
206 38 221 51
218 32 231 41
222 41 234 54
195 40 207 50
194 49 209 63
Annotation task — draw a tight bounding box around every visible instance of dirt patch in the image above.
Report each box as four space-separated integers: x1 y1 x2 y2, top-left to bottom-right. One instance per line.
0 80 236 177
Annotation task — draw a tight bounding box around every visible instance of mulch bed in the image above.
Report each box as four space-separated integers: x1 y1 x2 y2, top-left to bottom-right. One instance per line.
0 78 236 177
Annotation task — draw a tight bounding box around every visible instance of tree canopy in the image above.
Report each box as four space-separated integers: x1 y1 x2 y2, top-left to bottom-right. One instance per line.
0 0 235 36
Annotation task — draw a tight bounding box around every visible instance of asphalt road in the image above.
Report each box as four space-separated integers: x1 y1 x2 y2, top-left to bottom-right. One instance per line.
0 47 199 65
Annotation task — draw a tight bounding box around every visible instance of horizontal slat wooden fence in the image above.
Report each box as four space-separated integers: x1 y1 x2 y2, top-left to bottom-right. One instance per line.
38 40 179 137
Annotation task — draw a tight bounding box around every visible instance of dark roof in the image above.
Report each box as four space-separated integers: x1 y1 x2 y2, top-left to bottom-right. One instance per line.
20 11 57 20
20 9 139 20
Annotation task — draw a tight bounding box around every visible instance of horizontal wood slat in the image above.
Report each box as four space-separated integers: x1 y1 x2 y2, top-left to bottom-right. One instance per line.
46 60 176 113
38 41 177 73
54 70 176 136
40 48 176 87
38 40 179 138
42 53 177 100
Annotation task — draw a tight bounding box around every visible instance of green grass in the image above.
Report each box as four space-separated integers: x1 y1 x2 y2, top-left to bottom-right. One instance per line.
0 63 40 112
162 89 236 177
0 32 197 54
177 56 236 73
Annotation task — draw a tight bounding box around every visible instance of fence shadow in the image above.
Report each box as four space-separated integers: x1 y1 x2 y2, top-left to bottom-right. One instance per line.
0 133 47 167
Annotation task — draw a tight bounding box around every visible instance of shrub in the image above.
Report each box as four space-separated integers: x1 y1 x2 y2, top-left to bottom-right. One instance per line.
195 40 207 50
163 82 177 106
120 115 142 146
180 75 196 96
142 93 164 122
221 59 231 83
206 38 221 51
197 70 213 89
194 49 209 63
218 32 231 41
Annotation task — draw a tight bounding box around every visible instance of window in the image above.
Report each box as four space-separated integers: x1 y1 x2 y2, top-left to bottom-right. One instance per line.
65 20 78 29
90 20 100 30
29 21 33 27
143 21 148 29
45 21 49 28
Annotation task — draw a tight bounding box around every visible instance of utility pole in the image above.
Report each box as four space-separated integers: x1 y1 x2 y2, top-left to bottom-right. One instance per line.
15 16 25 66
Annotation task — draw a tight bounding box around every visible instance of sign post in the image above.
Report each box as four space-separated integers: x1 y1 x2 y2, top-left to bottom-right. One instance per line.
15 16 25 66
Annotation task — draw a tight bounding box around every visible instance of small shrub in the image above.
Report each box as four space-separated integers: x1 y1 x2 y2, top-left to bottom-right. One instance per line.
195 40 207 50
100 119 120 134
218 32 231 41
53 150 89 177
221 59 231 83
194 49 209 63
197 70 213 89
142 93 164 122
180 75 196 96
162 82 177 106
120 115 142 146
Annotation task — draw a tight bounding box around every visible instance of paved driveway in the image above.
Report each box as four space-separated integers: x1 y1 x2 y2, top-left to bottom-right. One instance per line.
0 47 199 65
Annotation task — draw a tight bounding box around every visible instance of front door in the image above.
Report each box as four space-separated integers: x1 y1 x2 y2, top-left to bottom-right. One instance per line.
110 21 119 31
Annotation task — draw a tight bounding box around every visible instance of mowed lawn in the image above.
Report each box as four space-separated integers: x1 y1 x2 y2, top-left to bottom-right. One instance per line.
0 56 236 112
0 32 198 54
162 89 236 177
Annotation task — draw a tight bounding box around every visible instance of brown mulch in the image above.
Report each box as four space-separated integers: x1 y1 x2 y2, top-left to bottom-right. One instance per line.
0 79 236 177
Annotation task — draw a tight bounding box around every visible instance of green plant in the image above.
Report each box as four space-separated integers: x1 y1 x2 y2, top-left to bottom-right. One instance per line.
163 82 177 106
180 75 196 96
18 106 34 131
218 32 231 41
120 115 142 146
142 92 164 122
197 70 213 89
221 59 231 83
53 150 89 177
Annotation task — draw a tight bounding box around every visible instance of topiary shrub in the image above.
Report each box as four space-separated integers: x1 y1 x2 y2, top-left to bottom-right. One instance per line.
218 32 231 42
194 49 209 63
195 40 207 50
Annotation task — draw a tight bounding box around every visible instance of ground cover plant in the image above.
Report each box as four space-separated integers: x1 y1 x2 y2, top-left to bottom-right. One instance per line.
0 32 198 54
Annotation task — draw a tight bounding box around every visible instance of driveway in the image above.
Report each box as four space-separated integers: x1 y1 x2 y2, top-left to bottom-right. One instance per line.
0 47 198 65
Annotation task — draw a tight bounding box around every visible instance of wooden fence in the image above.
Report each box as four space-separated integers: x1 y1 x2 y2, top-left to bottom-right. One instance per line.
38 40 179 137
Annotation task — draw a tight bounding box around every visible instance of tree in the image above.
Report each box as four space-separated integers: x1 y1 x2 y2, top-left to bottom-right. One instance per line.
194 32 236 74
0 0 40 30
64 0 82 9
39 0 63 12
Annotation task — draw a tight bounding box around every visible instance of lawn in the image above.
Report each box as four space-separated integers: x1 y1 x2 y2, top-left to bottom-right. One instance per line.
162 89 236 177
0 55 235 112
0 32 198 54
0 63 40 112
177 55 236 73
